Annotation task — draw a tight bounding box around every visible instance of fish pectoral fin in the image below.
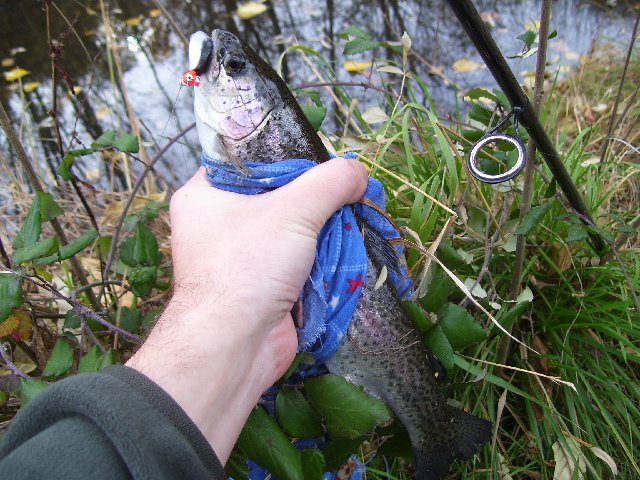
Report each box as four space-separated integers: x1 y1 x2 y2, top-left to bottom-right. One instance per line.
357 213 401 276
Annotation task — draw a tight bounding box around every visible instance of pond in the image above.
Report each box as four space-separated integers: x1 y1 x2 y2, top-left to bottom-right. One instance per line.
0 0 635 187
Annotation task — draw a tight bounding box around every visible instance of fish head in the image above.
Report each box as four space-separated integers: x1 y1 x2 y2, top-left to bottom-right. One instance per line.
189 29 282 166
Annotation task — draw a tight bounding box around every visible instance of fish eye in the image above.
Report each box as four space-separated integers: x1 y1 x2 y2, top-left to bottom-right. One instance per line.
223 55 246 75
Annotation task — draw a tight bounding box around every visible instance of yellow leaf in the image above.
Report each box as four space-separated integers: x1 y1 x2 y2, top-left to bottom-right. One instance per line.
96 107 111 120
452 58 484 73
361 106 389 125
344 60 372 73
552 437 586 480
4 67 30 81
1 58 14 68
0 309 32 341
377 65 404 75
237 1 267 20
126 16 142 26
23 81 41 93
149 8 161 18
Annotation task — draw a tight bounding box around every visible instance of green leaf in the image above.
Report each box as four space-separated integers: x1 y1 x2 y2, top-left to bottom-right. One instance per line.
12 236 58 266
13 194 42 250
300 105 326 131
0 390 8 407
237 406 303 480
468 103 493 126
128 266 157 297
321 437 365 470
304 374 391 440
120 224 161 267
515 202 553 236
339 26 370 40
437 302 487 350
95 235 112 262
566 224 590 244
37 192 64 221
225 446 249 479
92 131 117 148
113 133 139 153
63 310 81 330
403 300 431 333
548 30 558 39
78 345 102 373
58 148 96 180
275 388 324 438
20 378 48 406
301 449 325 480
117 306 142 333
517 30 537 49
142 308 161 328
343 38 380 55
544 179 557 198
34 229 98 265
92 131 139 153
124 201 168 230
97 349 117 370
424 325 454 371
280 352 314 381
0 273 23 322
42 338 74 377
465 87 498 103
376 422 413 458
498 302 528 331
419 273 453 313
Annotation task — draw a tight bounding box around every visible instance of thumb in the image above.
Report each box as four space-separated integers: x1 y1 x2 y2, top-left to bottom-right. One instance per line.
271 157 369 231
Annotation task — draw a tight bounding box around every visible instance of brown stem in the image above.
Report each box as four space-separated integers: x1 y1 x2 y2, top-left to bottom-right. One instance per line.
0 100 100 311
497 0 552 370
598 10 639 167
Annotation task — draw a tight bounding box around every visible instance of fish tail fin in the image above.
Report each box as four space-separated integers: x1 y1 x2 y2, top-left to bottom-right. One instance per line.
451 409 493 459
413 410 492 480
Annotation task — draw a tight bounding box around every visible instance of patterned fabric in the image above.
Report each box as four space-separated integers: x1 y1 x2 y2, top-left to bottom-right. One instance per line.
202 152 411 366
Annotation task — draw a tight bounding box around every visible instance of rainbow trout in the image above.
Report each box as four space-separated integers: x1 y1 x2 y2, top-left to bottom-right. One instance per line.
188 29 491 479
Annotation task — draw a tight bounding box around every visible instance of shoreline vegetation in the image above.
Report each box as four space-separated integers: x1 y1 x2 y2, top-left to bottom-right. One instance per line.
1 2 639 479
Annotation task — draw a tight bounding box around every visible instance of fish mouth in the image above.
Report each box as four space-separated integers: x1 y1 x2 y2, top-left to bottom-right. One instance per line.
219 105 274 142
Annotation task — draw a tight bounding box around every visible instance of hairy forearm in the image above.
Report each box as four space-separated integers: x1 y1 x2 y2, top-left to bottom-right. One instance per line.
125 293 292 463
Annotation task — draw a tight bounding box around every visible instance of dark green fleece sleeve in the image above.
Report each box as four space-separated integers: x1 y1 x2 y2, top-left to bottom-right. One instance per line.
0 365 227 479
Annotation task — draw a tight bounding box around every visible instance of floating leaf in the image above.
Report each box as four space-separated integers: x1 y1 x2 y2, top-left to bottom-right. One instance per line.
237 406 303 480
552 437 586 480
275 388 324 438
515 202 553 236
237 1 268 20
424 325 454 371
126 16 142 26
305 374 391 440
0 273 23 322
23 81 40 93
149 8 161 18
42 338 74 377
343 61 372 73
452 58 484 73
4 67 30 81
438 302 487 349
20 378 48 406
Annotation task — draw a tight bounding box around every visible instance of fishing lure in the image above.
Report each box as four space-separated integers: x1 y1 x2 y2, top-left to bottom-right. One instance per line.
181 69 200 87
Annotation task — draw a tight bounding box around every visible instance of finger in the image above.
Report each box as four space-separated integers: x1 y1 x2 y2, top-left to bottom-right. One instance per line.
272 157 368 228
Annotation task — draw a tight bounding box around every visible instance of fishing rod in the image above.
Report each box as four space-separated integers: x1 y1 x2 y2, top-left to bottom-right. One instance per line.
445 0 606 252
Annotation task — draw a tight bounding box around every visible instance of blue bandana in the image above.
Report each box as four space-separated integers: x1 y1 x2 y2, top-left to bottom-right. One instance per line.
202 152 411 365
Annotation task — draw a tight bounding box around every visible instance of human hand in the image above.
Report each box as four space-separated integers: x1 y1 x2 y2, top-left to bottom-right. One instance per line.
126 157 368 462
